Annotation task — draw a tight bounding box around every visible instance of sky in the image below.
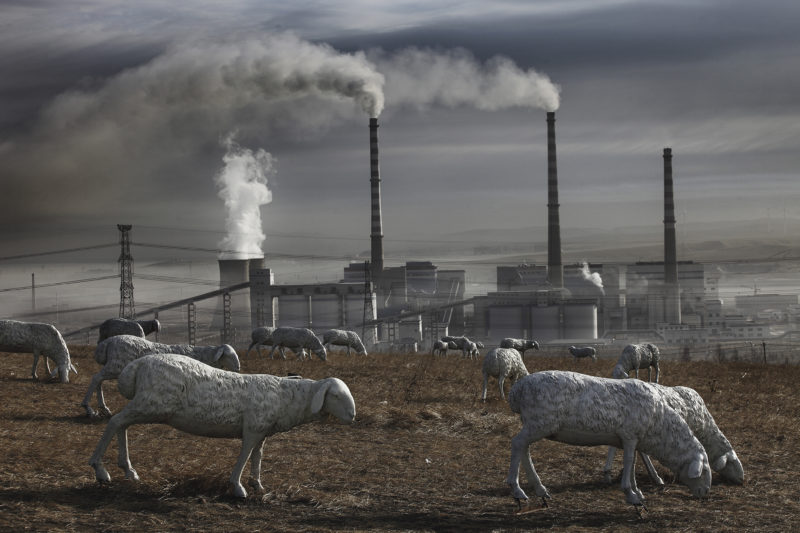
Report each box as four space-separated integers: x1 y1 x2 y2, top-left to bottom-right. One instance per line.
2 0 800 261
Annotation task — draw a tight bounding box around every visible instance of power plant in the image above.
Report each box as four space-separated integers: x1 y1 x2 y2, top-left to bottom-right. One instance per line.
57 110 786 350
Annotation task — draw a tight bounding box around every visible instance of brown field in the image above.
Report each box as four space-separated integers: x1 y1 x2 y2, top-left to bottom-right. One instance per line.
1 344 798 532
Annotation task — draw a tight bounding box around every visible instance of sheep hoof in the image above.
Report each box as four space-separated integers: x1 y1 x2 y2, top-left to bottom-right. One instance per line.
514 499 546 515
125 468 139 481
248 479 265 493
231 483 248 499
92 464 111 483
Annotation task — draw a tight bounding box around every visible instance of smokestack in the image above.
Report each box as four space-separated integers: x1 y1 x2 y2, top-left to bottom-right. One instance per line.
369 117 384 284
546 111 563 288
212 259 253 336
663 147 681 324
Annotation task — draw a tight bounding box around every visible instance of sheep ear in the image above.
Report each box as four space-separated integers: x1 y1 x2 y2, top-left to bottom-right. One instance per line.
311 380 331 414
712 455 728 471
688 455 704 479
214 347 225 362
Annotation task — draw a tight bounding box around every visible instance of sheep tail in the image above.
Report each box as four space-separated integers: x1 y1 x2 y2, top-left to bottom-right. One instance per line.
94 341 109 365
117 360 139 400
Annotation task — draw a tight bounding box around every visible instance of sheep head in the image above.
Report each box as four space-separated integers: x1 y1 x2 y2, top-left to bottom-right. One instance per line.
611 365 628 379
311 377 355 423
713 450 744 485
678 452 712 499
214 345 241 372
314 346 328 361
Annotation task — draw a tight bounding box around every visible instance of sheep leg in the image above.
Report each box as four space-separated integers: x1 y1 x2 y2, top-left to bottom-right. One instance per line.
603 446 617 484
80 371 105 417
639 451 664 487
498 375 506 400
229 431 263 498
267 345 278 360
481 373 489 401
620 440 645 507
247 437 268 494
507 428 550 505
30 349 40 380
89 409 141 483
652 364 660 384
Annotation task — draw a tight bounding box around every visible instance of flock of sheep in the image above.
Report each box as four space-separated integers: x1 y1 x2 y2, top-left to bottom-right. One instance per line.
0 317 743 515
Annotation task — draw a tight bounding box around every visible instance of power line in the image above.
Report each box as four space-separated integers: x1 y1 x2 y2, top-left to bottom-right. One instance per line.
0 275 118 293
0 244 116 262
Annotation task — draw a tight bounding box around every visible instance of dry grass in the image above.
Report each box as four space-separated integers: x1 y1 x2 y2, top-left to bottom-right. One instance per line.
1 344 798 532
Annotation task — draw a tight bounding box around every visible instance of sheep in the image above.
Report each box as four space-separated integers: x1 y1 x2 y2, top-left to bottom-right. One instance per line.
267 326 327 361
464 340 480 360
481 347 528 401
432 340 458 356
603 384 744 486
506 371 711 512
88 353 356 498
499 338 540 356
441 335 479 358
97 318 161 343
612 343 660 382
322 329 367 356
568 345 597 362
246 326 275 356
0 319 77 383
81 335 240 417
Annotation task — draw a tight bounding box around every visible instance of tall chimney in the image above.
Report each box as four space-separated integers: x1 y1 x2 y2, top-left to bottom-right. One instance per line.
663 147 681 324
546 111 563 288
369 117 384 284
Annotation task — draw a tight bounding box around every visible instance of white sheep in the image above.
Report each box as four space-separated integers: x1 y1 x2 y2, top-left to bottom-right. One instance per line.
81 335 240 417
88 353 355 498
507 370 711 511
603 384 744 486
432 340 458 356
481 347 529 401
322 329 367 356
612 343 660 382
246 326 275 356
97 318 161 343
267 326 327 361
463 340 480 360
0 319 77 383
499 338 540 356
568 345 597 361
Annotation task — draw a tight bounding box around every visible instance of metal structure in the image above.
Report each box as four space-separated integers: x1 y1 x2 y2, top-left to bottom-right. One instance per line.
362 260 374 343
117 224 135 319
221 291 233 344
187 302 197 345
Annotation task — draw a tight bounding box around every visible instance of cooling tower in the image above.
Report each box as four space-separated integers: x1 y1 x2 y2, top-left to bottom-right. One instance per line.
369 117 384 284
212 258 253 335
663 147 681 324
546 112 564 288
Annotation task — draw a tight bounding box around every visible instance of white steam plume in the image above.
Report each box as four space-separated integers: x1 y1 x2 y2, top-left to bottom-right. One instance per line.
215 134 274 260
371 47 560 112
580 261 604 294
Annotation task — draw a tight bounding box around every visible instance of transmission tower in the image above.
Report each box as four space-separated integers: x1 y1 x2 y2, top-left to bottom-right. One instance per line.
117 224 135 319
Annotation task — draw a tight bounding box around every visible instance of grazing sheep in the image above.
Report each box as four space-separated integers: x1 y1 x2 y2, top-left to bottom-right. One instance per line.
603 384 744 486
432 340 458 356
464 340 480 360
97 318 161 343
612 343 660 382
267 327 327 361
0 319 77 383
88 353 356 498
507 371 711 511
322 329 367 356
481 347 528 401
246 326 275 356
81 335 240 417
499 338 540 356
568 345 597 362
441 335 479 358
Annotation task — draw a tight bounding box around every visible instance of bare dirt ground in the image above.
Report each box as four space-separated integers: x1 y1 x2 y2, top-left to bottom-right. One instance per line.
0 344 798 532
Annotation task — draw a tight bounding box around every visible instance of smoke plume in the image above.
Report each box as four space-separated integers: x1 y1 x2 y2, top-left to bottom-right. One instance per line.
370 47 560 112
215 133 273 259
580 261 604 294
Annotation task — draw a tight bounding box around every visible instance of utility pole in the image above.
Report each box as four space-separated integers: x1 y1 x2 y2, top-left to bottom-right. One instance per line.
117 224 135 319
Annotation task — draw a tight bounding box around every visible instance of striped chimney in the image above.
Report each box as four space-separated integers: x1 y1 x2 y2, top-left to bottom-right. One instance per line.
369 118 384 283
546 111 563 288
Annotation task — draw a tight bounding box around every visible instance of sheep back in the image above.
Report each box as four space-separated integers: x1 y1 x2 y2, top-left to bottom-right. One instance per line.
97 318 146 343
483 347 528 381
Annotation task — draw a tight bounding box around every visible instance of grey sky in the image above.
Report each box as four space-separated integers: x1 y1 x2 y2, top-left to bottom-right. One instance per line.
1 0 799 259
